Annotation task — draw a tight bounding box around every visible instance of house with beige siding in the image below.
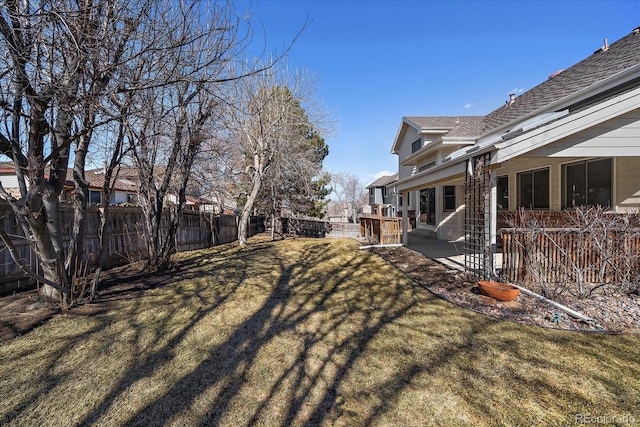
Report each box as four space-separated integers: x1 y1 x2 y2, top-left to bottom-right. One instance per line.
391 26 640 276
392 116 484 239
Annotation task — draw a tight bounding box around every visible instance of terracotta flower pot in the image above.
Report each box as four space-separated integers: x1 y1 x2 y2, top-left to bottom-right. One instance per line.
477 281 520 301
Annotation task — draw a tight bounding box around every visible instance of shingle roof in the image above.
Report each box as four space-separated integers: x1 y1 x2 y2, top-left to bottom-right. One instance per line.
0 161 15 173
405 116 464 129
443 117 486 138
404 116 485 138
480 27 640 135
367 173 399 188
64 167 138 192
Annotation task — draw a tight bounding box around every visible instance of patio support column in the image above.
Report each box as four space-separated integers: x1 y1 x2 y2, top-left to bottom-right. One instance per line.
402 190 409 246
489 169 497 276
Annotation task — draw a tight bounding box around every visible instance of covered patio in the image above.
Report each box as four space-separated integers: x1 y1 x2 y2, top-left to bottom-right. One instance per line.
406 231 503 274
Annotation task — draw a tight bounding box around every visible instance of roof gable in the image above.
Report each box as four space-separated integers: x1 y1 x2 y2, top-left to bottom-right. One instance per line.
392 116 484 153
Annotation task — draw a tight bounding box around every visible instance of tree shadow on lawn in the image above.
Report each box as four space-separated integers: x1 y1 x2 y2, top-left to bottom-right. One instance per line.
0 242 255 426
121 240 390 425
66 238 424 425
73 239 640 425
0 243 248 343
127 239 635 426
74 249 257 425
4 238 640 426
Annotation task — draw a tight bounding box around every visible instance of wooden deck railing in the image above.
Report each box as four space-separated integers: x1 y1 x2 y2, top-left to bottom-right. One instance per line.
360 216 402 245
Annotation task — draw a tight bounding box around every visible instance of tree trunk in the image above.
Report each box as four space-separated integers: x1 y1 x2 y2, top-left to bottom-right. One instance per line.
238 170 263 247
68 135 90 299
91 206 110 301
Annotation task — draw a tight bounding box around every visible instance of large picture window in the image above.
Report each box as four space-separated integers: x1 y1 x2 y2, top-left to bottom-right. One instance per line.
563 158 612 208
517 168 549 209
419 187 436 225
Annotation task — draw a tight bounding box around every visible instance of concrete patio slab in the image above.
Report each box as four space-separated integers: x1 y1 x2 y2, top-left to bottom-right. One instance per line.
405 232 502 273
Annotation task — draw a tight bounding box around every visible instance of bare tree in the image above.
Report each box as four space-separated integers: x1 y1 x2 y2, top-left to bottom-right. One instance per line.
190 132 240 215
123 1 269 269
330 172 367 223
255 113 329 238
224 66 328 246
89 109 131 300
0 0 305 303
0 0 151 306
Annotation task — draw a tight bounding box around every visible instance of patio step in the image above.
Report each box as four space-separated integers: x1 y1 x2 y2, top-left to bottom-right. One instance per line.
409 229 437 239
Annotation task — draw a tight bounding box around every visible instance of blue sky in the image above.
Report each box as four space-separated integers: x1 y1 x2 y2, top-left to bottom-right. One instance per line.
239 0 639 186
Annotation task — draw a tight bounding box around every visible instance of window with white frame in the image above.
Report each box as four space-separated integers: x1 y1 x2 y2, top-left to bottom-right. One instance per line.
411 138 422 153
419 187 436 225
443 186 456 211
517 168 549 209
562 158 612 208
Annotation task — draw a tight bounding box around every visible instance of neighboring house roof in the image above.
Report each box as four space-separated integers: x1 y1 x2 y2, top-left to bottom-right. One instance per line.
367 173 399 189
0 161 15 173
64 167 139 193
1 161 228 207
185 194 214 205
480 27 640 137
0 161 138 193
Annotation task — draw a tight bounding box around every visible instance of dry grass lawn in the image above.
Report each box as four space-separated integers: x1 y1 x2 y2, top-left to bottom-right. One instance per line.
0 237 639 426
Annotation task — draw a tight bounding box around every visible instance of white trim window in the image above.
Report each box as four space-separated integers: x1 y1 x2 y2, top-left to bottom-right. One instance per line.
517 168 549 209
443 186 456 212
411 138 422 153
562 158 612 208
419 187 436 225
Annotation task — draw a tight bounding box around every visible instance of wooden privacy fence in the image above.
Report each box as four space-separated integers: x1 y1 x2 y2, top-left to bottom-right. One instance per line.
326 222 360 239
501 228 640 285
281 217 330 237
360 217 402 245
0 202 263 294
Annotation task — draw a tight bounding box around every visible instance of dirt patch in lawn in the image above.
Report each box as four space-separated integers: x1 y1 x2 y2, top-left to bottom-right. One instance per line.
0 261 182 343
370 245 640 333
